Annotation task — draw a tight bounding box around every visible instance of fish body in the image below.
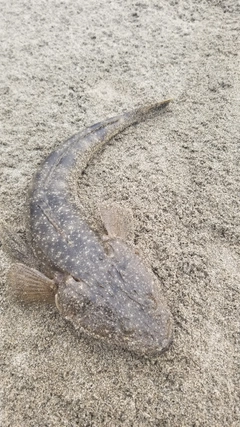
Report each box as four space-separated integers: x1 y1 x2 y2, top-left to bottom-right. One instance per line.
5 101 173 356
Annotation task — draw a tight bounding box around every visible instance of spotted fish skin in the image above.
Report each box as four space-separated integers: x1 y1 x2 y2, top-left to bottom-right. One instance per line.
27 100 173 355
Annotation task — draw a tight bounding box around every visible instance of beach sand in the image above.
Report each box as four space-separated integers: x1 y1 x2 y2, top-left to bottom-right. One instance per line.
0 1 239 425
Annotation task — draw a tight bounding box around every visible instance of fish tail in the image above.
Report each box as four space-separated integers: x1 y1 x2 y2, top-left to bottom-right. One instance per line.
85 98 172 153
101 98 172 140
125 99 172 124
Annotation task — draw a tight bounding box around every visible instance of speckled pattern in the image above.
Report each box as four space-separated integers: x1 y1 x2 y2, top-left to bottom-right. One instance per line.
1 0 239 425
28 101 172 355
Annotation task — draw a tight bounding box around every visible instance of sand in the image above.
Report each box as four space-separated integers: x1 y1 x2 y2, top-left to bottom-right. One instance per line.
0 1 239 426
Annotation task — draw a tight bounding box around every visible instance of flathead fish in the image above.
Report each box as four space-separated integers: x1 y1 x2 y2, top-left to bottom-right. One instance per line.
2 100 173 356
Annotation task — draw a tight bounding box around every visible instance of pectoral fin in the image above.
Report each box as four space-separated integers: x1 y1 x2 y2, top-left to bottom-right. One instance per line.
99 202 134 241
7 263 57 304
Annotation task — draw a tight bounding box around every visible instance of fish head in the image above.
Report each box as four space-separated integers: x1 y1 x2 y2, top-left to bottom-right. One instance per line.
105 239 173 355
55 239 173 356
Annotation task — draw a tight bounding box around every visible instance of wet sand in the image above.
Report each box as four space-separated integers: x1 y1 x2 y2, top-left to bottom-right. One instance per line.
1 1 239 426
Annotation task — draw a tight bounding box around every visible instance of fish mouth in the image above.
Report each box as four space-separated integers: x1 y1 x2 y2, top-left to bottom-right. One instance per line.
119 314 173 357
